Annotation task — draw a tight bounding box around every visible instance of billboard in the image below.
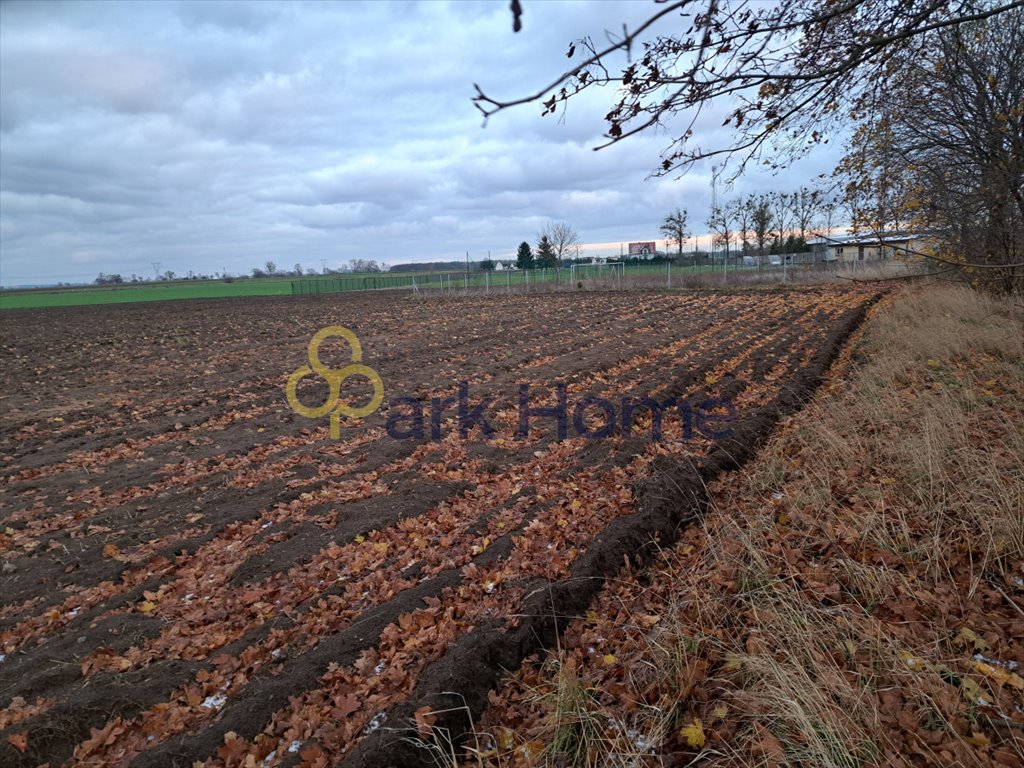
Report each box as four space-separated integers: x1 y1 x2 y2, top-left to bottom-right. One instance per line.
628 242 657 257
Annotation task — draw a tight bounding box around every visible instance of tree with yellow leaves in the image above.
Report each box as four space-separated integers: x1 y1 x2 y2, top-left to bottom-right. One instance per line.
837 8 1024 292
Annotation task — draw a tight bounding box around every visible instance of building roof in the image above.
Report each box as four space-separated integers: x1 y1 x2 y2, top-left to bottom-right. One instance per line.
806 231 920 246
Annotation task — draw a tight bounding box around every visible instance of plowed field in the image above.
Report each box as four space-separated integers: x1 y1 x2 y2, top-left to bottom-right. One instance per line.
0 288 880 767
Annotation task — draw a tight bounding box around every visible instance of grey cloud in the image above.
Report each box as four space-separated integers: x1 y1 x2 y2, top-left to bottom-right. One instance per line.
0 0 839 286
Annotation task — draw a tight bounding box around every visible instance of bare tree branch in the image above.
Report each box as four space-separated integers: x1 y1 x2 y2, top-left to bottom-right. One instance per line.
478 1 1024 177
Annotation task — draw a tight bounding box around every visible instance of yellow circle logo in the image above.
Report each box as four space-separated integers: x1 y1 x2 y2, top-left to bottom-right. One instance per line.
286 326 384 438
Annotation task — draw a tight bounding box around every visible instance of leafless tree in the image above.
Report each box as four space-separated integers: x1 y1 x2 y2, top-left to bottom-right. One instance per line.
477 1 1022 177
790 187 822 241
771 192 793 251
659 208 690 260
707 204 734 260
749 195 774 258
818 191 841 238
540 221 580 269
731 198 751 255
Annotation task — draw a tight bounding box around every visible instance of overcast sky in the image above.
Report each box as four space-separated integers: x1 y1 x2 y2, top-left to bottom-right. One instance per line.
0 0 841 286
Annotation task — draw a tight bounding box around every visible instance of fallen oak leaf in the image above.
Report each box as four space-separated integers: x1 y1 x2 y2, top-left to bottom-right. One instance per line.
414 705 438 738
7 731 28 753
102 543 129 562
216 731 248 762
332 694 360 718
300 744 327 765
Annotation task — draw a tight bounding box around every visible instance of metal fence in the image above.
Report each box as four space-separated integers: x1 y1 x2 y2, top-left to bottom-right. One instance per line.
290 258 924 297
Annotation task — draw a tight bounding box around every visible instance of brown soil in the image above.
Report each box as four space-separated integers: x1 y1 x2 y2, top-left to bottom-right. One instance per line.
0 288 881 767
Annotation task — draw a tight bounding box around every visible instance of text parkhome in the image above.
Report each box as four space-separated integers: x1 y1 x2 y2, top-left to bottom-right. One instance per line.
384 382 736 442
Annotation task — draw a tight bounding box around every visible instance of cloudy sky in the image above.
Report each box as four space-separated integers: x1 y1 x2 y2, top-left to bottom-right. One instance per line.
0 0 841 286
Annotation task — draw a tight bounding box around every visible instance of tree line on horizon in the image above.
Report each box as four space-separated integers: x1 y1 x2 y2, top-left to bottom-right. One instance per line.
660 186 843 262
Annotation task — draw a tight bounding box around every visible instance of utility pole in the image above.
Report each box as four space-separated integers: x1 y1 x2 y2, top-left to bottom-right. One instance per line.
711 164 718 269
151 262 162 281
320 258 328 275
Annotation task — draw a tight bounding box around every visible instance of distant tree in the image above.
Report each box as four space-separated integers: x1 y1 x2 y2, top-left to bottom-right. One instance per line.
265 261 277 276
293 263 304 276
251 267 266 278
540 221 579 267
706 205 734 260
348 258 382 273
479 258 496 271
515 241 535 270
790 187 822 241
535 235 558 268
732 198 752 254
750 195 774 257
163 270 175 281
771 192 793 254
389 260 468 273
94 273 124 285
819 192 841 237
659 208 689 260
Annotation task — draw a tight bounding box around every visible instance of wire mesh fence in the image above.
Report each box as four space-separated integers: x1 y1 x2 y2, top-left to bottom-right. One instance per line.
290 258 928 298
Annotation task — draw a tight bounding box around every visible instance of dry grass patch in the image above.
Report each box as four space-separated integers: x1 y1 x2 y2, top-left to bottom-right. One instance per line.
470 285 1023 767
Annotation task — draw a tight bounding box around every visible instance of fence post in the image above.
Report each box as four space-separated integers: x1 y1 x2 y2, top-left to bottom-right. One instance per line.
667 262 672 289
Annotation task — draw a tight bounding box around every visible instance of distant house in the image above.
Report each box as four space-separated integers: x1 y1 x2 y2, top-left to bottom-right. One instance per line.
807 231 925 262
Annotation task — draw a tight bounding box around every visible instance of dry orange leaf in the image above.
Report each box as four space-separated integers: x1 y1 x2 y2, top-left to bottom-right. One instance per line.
7 731 28 753
413 705 437 737
974 660 1024 690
